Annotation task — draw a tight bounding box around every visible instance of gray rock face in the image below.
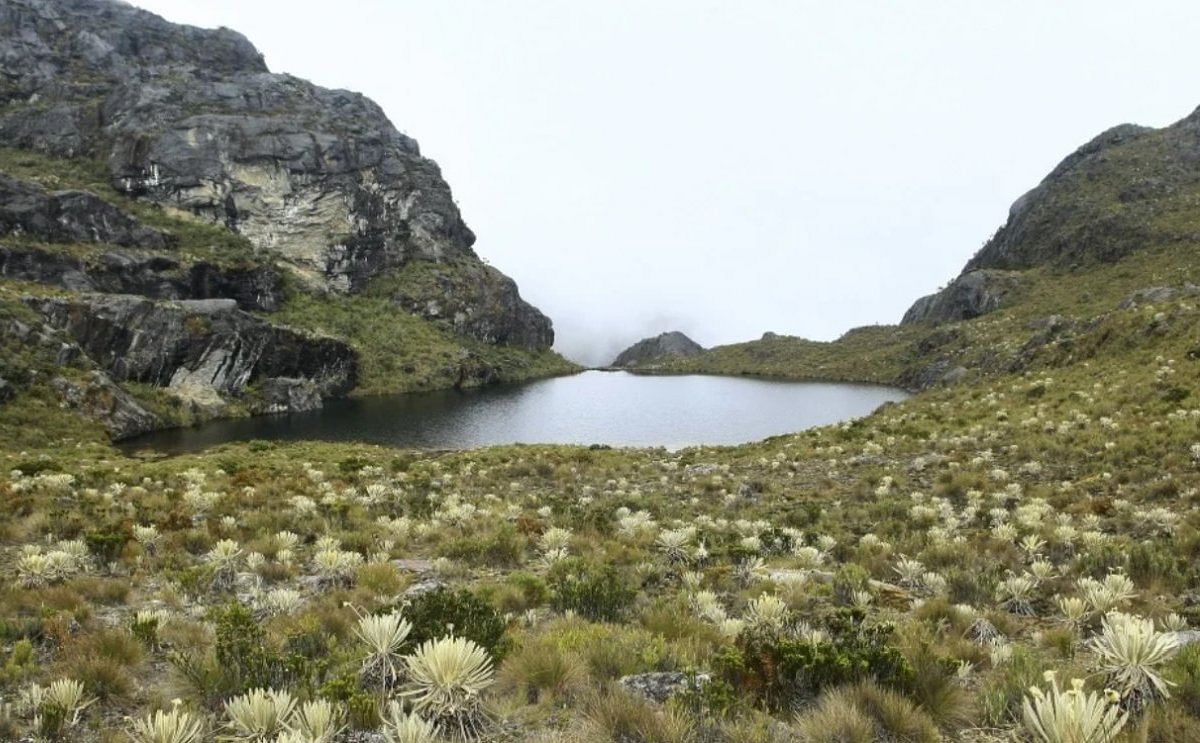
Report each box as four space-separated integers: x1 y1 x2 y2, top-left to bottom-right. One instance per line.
612 331 704 367
0 0 552 345
964 124 1153 273
902 269 1021 325
0 244 284 311
26 293 357 398
0 174 167 249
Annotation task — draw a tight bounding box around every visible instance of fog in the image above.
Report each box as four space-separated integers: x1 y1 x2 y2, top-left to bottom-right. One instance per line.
129 0 1200 365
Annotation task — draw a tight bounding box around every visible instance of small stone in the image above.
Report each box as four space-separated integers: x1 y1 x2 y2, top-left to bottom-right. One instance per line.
619 672 711 703
404 578 447 599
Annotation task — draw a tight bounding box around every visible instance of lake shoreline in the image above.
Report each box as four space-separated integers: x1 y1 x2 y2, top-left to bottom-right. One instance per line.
121 371 910 456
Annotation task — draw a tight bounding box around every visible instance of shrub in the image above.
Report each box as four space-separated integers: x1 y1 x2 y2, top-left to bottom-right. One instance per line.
211 603 276 691
1167 643 1200 716
317 673 379 731
405 588 508 660
549 560 637 622
718 610 912 711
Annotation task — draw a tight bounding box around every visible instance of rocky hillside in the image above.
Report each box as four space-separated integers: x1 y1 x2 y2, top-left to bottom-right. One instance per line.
657 104 1200 390
611 331 704 368
0 0 574 441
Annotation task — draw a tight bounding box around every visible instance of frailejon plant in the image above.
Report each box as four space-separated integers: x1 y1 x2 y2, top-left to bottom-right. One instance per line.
1021 672 1126 743
127 706 207 743
380 701 438 743
223 688 296 740
353 609 413 687
401 636 495 740
283 699 343 743
1088 612 1179 708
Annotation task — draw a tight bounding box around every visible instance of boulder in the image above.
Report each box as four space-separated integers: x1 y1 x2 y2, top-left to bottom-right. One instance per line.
619 672 711 703
50 371 161 440
902 270 1021 325
612 331 704 367
257 377 322 414
1119 284 1200 309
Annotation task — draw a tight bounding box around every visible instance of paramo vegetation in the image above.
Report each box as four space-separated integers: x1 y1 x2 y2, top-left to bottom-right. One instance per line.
2 271 1200 740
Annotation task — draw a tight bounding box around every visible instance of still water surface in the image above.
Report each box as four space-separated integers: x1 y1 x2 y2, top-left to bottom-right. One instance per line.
127 371 909 453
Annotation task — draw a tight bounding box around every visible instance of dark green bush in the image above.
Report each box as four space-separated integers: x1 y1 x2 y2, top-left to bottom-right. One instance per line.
549 560 636 623
716 610 912 711
405 587 508 659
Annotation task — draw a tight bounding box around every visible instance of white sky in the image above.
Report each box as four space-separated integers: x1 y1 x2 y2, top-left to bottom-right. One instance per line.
128 0 1200 365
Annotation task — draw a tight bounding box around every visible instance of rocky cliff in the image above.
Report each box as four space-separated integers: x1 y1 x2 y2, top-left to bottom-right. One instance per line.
612 331 704 368
0 0 570 438
903 110 1200 325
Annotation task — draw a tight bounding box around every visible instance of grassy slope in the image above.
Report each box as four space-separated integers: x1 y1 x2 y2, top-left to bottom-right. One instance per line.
273 289 576 397
0 278 1198 740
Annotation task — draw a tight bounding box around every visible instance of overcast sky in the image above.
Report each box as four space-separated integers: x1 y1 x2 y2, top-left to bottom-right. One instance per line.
129 1 1200 365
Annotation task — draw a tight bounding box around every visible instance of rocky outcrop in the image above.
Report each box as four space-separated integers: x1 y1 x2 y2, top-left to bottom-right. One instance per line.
902 269 1021 325
0 244 284 311
0 173 167 249
25 293 357 399
388 261 553 349
0 5 448 274
612 331 704 367
0 0 553 348
1119 284 1200 309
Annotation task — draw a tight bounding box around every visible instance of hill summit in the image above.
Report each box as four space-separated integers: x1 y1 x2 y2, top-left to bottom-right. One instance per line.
611 331 704 367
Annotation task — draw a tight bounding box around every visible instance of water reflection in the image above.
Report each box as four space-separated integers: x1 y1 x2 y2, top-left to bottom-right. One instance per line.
125 371 909 454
